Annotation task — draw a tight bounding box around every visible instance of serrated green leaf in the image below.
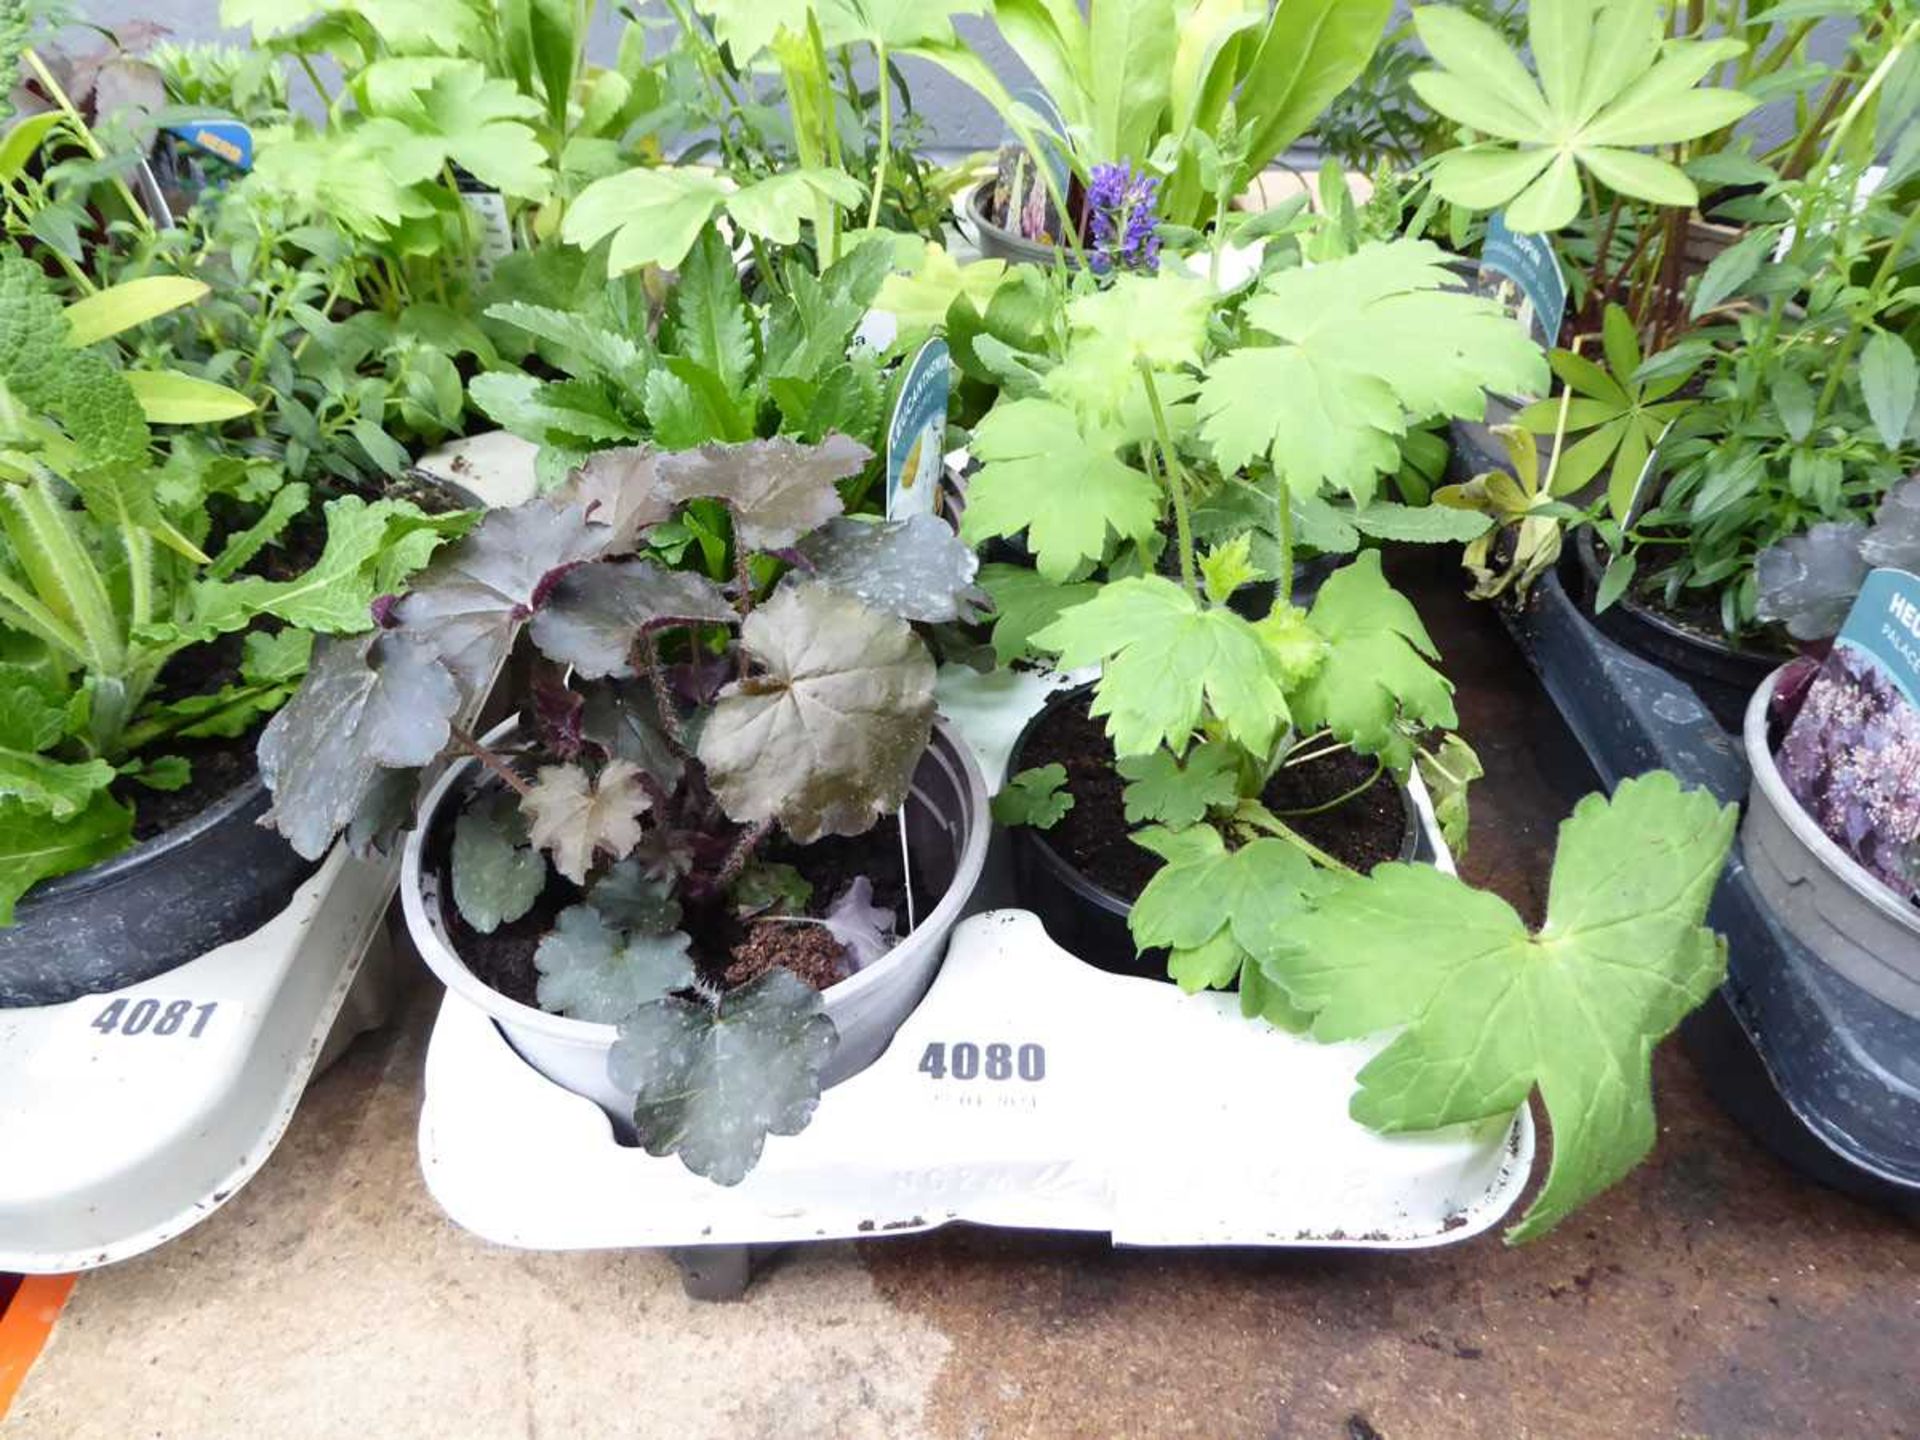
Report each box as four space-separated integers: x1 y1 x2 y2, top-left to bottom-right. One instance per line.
1032 575 1295 757
1198 241 1544 503
1290 551 1454 770
671 229 754 394
0 789 132 923
992 763 1074 829
962 398 1161 582
1117 743 1240 827
977 564 1100 666
1131 823 1335 991
1263 772 1736 1240
0 746 115 819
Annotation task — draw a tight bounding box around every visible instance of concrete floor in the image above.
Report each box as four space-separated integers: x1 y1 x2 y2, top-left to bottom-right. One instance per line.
9 568 1920 1440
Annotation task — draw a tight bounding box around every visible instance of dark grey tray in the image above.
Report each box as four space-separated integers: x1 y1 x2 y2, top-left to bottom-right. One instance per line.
1503 570 1920 1214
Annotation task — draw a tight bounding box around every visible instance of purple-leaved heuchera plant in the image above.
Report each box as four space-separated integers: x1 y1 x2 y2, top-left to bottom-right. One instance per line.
254 436 986 1184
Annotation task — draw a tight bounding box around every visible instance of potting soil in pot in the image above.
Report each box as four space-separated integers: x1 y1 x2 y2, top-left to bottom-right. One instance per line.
438 817 933 1009
1017 688 1408 905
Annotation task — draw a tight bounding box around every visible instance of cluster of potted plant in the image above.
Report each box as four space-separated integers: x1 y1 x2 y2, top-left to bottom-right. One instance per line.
1375 0 1920 1192
2 0 1795 1250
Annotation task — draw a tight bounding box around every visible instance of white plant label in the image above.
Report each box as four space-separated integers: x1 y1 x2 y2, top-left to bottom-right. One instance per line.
461 191 515 284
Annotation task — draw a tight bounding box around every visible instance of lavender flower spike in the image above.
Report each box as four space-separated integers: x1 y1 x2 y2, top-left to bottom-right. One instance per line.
1086 162 1162 276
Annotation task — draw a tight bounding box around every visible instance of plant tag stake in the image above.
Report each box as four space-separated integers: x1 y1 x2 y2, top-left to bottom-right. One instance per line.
1478 212 1567 377
885 341 953 930
887 339 950 522
458 190 516 286
1778 568 1920 904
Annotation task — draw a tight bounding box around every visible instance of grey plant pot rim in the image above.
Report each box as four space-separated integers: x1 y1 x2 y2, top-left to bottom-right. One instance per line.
1005 680 1418 921
401 714 992 1048
1575 528 1786 670
1745 665 1920 936
18 771 267 912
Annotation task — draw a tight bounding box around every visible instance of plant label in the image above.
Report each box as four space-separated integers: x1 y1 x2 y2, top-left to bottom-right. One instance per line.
162 120 254 171
460 191 516 285
1479 212 1567 360
886 338 950 523
1779 567 1920 903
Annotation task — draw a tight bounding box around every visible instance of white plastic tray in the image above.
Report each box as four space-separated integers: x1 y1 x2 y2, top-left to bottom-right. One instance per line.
418 661 1535 1255
0 851 399 1272
420 907 1532 1251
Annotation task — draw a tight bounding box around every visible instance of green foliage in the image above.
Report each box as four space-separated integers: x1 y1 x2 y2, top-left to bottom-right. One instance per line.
1289 550 1456 771
1117 743 1239 828
562 165 864 276
1413 0 1757 232
1032 575 1302 758
991 763 1074 829
1198 241 1546 503
474 232 894 472
1263 772 1736 1240
918 0 1394 228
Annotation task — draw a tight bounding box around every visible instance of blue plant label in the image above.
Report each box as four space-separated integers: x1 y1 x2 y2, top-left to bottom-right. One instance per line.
1779 568 1920 901
162 120 253 171
1478 212 1567 354
887 339 950 522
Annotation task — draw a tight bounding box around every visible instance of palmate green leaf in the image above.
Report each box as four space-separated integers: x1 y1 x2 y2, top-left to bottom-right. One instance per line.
1263 772 1736 1241
1290 551 1454 771
1198 241 1544 504
1413 0 1757 233
1416 732 1482 858
1117 742 1239 827
1044 273 1212 424
991 763 1074 829
451 788 545 935
1131 824 1337 995
872 243 1011 359
697 583 936 842
609 968 838 1185
563 166 863 276
1030 575 1296 758
962 399 1161 582
0 790 132 924
363 61 552 200
976 563 1100 665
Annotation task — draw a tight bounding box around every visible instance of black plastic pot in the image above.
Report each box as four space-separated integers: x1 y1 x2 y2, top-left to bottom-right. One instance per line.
1004 683 1422 980
966 181 1079 268
0 778 319 1007
1501 563 1920 1215
1565 529 1783 732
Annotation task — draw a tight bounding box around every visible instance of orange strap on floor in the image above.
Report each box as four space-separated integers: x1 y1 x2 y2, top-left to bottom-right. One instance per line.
0 1275 75 1420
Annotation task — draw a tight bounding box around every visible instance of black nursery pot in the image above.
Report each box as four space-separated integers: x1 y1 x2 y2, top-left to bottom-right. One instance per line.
0 778 319 1008
1566 529 1783 732
1005 684 1421 980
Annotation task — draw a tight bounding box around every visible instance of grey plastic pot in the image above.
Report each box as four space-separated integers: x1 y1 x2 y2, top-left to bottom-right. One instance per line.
402 717 993 1128
1742 668 1920 1017
965 180 1079 268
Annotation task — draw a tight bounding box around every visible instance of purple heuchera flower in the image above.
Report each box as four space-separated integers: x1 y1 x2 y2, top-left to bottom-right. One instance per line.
1085 162 1161 276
